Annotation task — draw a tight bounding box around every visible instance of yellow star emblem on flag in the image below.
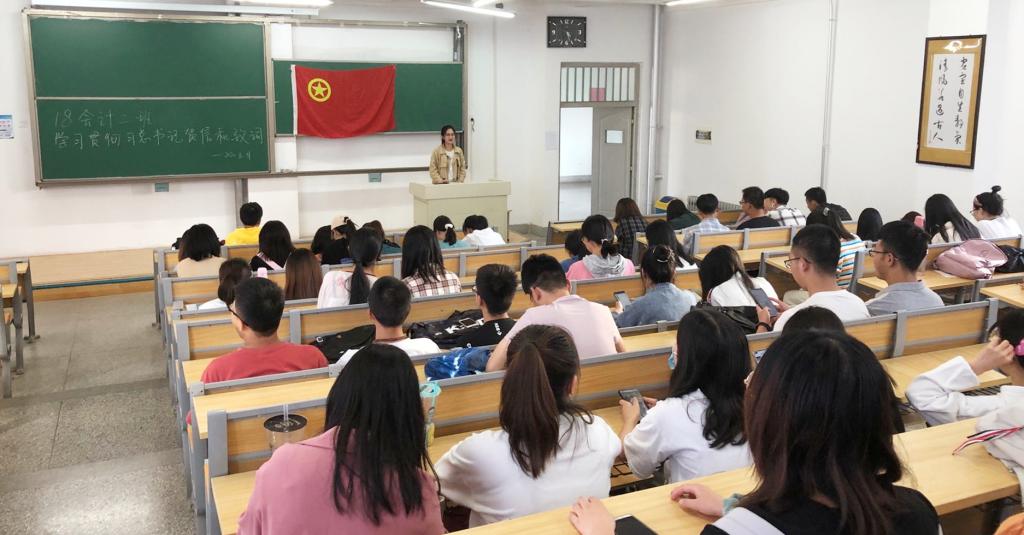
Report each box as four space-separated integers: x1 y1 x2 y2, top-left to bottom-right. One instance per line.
307 78 331 103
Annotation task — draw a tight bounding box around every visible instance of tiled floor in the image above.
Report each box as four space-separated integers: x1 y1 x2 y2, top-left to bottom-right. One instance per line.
0 292 195 535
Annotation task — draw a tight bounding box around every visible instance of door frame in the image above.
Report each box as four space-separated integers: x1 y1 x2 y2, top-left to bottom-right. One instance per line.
557 62 640 221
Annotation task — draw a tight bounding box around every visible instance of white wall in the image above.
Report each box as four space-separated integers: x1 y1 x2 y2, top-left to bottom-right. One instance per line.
661 0 1024 225
559 107 593 178
0 0 655 258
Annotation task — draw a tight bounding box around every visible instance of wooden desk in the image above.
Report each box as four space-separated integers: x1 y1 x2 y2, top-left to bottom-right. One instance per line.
881 344 1006 400
981 284 1024 308
211 407 626 535
182 359 428 395
212 417 1017 535
693 246 789 266
859 270 973 292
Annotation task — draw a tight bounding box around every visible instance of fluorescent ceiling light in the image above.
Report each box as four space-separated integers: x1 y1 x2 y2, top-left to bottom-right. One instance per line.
30 0 321 15
666 0 715 6
236 0 333 6
421 0 514 18
472 0 497 6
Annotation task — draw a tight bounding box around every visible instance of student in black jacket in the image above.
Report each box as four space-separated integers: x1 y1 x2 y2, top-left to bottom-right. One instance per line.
455 264 517 348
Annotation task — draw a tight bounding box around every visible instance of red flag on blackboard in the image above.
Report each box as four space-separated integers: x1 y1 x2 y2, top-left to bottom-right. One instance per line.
292 65 396 138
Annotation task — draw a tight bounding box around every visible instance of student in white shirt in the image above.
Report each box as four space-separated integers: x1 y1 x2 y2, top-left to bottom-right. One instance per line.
435 324 620 527
907 309 1024 425
925 193 980 244
318 228 381 309
972 185 1023 239
698 245 778 307
198 258 251 310
619 308 752 483
336 277 440 367
760 224 869 332
462 215 506 247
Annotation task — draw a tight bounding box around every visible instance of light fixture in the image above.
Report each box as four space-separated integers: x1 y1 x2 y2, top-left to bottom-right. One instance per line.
472 0 497 6
421 0 515 18
665 0 716 6
29 0 323 16
236 0 333 6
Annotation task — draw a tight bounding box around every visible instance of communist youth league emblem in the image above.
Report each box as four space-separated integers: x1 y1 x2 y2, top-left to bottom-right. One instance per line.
307 78 331 103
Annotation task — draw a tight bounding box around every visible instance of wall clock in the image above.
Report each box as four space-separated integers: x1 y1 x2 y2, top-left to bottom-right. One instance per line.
547 16 586 48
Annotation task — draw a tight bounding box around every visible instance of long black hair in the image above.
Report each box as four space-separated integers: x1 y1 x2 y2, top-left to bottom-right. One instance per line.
501 325 592 478
580 214 618 259
856 208 883 242
400 225 447 282
645 219 691 266
349 228 382 306
670 309 749 448
433 215 458 246
325 344 436 524
258 220 295 267
925 193 980 242
698 245 755 301
178 224 221 262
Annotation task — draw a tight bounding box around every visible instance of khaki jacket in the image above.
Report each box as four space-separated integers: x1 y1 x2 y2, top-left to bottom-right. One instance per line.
429 145 466 184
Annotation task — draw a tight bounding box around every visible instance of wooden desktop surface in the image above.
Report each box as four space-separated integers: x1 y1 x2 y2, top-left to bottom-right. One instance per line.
980 284 1024 308
858 270 973 292
693 246 789 265
212 417 1015 535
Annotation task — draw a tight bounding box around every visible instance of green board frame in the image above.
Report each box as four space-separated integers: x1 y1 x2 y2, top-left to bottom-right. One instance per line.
273 60 463 135
27 15 271 183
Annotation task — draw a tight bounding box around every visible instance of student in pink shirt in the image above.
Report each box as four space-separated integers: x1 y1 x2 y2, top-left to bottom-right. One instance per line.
486 254 625 371
566 214 636 281
239 344 445 535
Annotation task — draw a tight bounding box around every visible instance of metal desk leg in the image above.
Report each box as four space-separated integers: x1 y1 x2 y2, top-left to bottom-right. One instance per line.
0 315 11 398
24 268 38 341
11 287 24 374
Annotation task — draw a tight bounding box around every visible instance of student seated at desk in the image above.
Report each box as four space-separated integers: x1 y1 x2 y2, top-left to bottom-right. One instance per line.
613 197 647 263
907 309 1024 425
925 193 980 244
570 330 940 535
781 306 844 333
804 186 851 221
238 344 444 535
972 185 1023 239
320 216 357 265
561 230 586 273
318 228 380 309
401 226 462 297
337 277 441 367
311 225 333 264
224 201 262 246
764 188 805 227
682 194 730 252
486 254 625 372
197 258 251 311
433 215 470 250
806 207 864 289
454 264 517 348
175 224 225 278
699 245 777 308
436 325 620 527
250 220 295 271
645 219 693 267
462 215 505 247
735 187 781 230
666 198 700 231
200 278 326 384
864 221 943 316
567 214 636 281
856 207 883 242
362 220 402 255
284 249 322 301
619 309 751 483
760 225 869 332
613 246 698 328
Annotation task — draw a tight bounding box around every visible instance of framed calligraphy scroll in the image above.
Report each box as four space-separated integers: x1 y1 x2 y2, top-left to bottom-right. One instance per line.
916 35 986 168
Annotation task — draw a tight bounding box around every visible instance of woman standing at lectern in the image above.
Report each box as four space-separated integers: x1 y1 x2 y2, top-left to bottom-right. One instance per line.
429 125 466 184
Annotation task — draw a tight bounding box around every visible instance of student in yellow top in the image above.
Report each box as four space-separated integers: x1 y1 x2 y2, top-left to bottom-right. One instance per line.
225 202 263 246
429 125 465 184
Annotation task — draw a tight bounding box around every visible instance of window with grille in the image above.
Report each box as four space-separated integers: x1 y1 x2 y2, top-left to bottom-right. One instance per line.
560 64 638 104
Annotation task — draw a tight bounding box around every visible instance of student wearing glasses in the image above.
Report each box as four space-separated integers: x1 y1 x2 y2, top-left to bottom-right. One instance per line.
201 278 327 384
735 187 781 230
757 224 869 332
864 221 943 316
971 186 1023 239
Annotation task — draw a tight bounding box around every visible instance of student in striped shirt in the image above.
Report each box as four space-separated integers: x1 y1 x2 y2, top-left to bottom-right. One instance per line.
806 207 864 288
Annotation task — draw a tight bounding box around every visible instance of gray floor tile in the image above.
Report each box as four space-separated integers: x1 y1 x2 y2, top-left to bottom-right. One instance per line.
0 402 60 477
72 315 163 354
49 386 178 469
10 353 69 398
0 460 195 535
64 344 166 390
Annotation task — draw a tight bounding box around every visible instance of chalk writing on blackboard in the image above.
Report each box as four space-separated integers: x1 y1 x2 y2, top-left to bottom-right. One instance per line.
926 54 973 150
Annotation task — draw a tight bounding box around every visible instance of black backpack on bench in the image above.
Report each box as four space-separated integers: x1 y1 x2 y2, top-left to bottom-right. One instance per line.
311 324 375 364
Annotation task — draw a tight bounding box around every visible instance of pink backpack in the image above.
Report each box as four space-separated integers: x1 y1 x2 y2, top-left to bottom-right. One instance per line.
934 239 1008 279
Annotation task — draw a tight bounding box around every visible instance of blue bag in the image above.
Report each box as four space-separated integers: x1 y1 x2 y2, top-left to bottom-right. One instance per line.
424 347 492 381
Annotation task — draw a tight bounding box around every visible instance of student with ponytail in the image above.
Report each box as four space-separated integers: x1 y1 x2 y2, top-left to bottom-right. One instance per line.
971 185 1023 239
317 228 381 308
435 325 620 527
566 214 636 281
432 215 470 250
613 245 698 328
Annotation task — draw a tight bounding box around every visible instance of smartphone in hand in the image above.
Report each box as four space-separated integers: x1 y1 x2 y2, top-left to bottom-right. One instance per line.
614 291 631 309
748 287 778 317
618 388 647 419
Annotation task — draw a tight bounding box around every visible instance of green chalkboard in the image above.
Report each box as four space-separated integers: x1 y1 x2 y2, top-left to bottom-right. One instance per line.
274 61 463 135
28 15 270 183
